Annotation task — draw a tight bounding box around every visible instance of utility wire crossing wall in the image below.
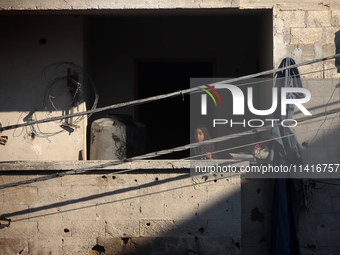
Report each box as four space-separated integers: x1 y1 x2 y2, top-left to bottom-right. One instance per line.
0 54 339 187
1 53 340 133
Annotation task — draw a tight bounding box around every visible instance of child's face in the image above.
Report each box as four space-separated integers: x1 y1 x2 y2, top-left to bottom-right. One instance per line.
195 129 204 142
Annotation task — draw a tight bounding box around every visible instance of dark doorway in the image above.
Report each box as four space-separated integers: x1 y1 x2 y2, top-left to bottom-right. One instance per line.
85 10 273 160
136 61 214 158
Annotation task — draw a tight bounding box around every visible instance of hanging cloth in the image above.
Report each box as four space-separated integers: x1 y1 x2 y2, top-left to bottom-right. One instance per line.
270 57 303 255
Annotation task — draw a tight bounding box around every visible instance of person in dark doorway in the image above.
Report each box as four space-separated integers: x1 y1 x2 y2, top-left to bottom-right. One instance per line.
192 125 216 160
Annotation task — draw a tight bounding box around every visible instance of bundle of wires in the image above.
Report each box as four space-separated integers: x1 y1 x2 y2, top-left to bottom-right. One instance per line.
32 62 98 138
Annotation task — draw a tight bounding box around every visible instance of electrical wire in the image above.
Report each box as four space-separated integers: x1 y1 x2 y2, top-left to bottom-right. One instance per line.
1 53 340 133
305 85 340 146
42 62 99 120
1 58 339 172
223 66 339 89
0 57 338 181
309 179 340 187
24 62 99 139
181 133 297 161
1 105 339 189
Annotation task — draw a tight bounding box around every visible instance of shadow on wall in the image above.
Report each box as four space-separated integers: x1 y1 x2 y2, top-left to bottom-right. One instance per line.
0 170 256 255
1 129 339 254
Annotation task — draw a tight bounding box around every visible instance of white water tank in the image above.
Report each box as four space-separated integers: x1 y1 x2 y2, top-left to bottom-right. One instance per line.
90 116 146 160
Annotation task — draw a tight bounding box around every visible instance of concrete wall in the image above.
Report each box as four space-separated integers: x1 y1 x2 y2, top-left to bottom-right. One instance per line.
295 79 340 164
0 0 238 10
0 170 241 255
0 15 86 160
243 3 340 254
272 4 340 164
242 178 340 255
0 1 339 255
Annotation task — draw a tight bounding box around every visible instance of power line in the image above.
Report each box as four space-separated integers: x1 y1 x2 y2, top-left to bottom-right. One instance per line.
1 106 339 189
1 53 340 133
310 179 340 187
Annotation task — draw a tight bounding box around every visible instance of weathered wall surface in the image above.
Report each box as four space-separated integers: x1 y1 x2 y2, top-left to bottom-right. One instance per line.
245 4 340 255
0 171 241 255
297 178 340 254
0 0 238 10
242 178 340 255
0 1 339 255
0 15 86 161
241 178 272 255
294 79 340 164
272 4 340 164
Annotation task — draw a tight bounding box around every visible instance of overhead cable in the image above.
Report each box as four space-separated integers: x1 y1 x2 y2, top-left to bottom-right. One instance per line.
1 53 340 133
0 106 339 189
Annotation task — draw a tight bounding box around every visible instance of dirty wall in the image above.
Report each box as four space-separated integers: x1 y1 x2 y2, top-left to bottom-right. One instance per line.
0 0 340 254
0 15 86 161
0 170 241 254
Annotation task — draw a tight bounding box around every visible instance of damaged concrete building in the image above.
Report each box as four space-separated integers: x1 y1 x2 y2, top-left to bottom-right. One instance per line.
0 0 339 254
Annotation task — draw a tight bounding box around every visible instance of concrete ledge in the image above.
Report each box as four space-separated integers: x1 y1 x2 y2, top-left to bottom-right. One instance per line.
0 154 253 171
0 0 238 11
